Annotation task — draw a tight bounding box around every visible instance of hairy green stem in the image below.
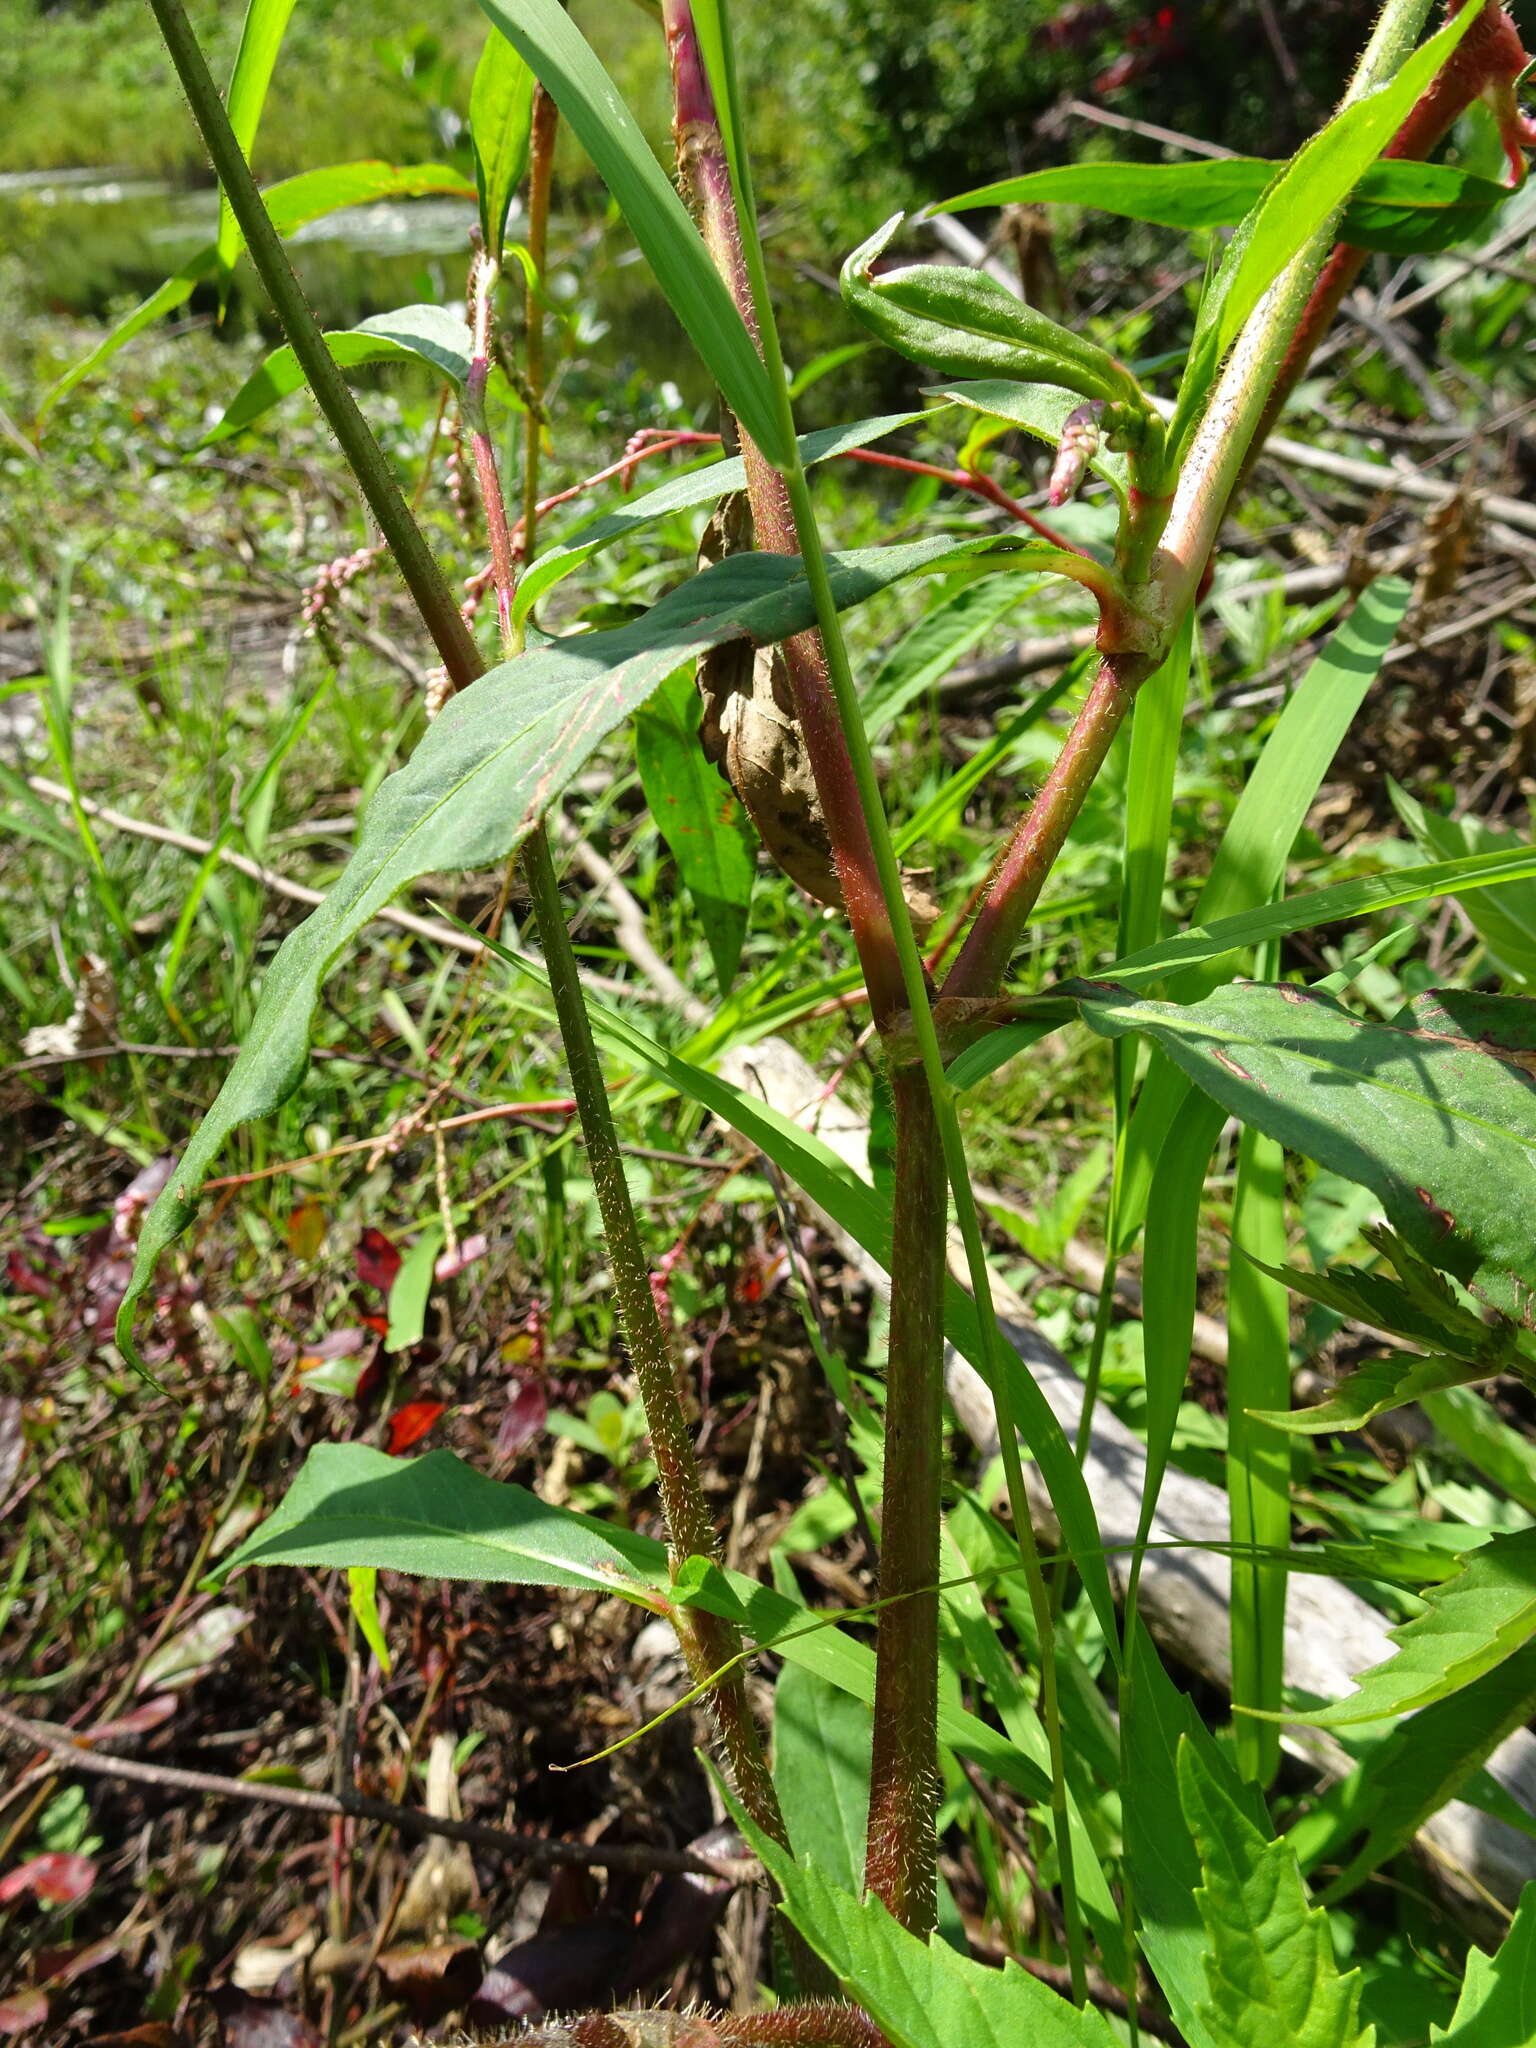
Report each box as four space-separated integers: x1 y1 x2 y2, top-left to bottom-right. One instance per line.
149 0 784 1850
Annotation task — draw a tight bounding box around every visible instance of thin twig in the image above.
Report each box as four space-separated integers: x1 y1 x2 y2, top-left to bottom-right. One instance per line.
0 1705 754 1882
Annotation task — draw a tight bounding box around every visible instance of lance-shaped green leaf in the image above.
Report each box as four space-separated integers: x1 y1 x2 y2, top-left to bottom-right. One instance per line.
1062 981 1536 1319
227 1443 654 1594
35 162 475 431
115 532 1024 1366
515 409 937 627
732 1799 1121 2048
226 1441 1054 1804
1256 1351 1495 1436
1303 1643 1536 1902
474 0 786 462
929 157 1511 256
634 670 755 997
470 27 536 266
1171 2 1483 448
259 161 476 237
200 305 477 444
1270 1528 1536 1727
1390 780 1536 988
842 214 1144 405
1432 1884 1536 2044
1178 1739 1374 2048
1099 844 1536 990
771 1663 870 1901
217 0 299 271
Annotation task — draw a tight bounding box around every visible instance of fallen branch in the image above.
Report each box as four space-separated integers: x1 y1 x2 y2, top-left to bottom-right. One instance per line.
0 1704 753 1883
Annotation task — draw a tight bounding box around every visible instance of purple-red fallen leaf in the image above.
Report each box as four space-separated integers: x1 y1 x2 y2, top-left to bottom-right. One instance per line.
298 1327 367 1362
355 1228 401 1294
5 1251 53 1301
467 1922 637 2023
85 1696 177 1741
385 1401 445 1456
434 1232 488 1280
493 1378 547 1466
209 1989 322 2048
35 1935 118 1985
0 1853 98 1907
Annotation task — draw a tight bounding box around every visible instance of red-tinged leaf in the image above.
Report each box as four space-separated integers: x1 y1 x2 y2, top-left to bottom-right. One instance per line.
358 1312 389 1338
0 1853 98 1907
300 1327 368 1362
5 1251 53 1300
493 1378 547 1466
386 1401 446 1455
285 1201 326 1260
209 1989 323 2048
85 1697 177 1741
0 1989 48 2035
35 1934 118 1985
356 1228 401 1293
354 1350 385 1408
434 1232 488 1281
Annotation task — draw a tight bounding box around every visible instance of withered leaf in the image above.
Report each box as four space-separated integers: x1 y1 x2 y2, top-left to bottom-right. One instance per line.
695 495 938 935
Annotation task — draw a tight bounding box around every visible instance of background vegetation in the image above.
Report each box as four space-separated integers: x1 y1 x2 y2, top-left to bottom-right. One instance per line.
6 2 1536 2042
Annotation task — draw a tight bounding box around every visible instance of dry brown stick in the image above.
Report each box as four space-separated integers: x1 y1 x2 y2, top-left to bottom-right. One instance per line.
23 775 663 1007
0 1704 754 1882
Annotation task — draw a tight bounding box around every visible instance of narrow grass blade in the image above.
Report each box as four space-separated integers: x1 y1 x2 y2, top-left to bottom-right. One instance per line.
471 26 536 266
1113 577 1409 1252
1227 1117 1290 1785
217 0 300 272
474 0 787 461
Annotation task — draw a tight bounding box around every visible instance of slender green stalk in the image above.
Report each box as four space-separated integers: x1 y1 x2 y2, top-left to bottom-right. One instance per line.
149 0 785 1850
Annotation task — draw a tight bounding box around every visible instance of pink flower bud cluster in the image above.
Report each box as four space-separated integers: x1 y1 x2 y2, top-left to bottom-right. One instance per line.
300 542 383 649
649 1238 685 1321
445 428 477 535
460 559 496 628
423 666 452 722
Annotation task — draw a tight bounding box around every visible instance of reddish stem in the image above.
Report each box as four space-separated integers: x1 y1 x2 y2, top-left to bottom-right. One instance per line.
1255 0 1535 451
842 447 1092 554
942 651 1151 1001
862 1063 946 1935
663 0 907 1024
